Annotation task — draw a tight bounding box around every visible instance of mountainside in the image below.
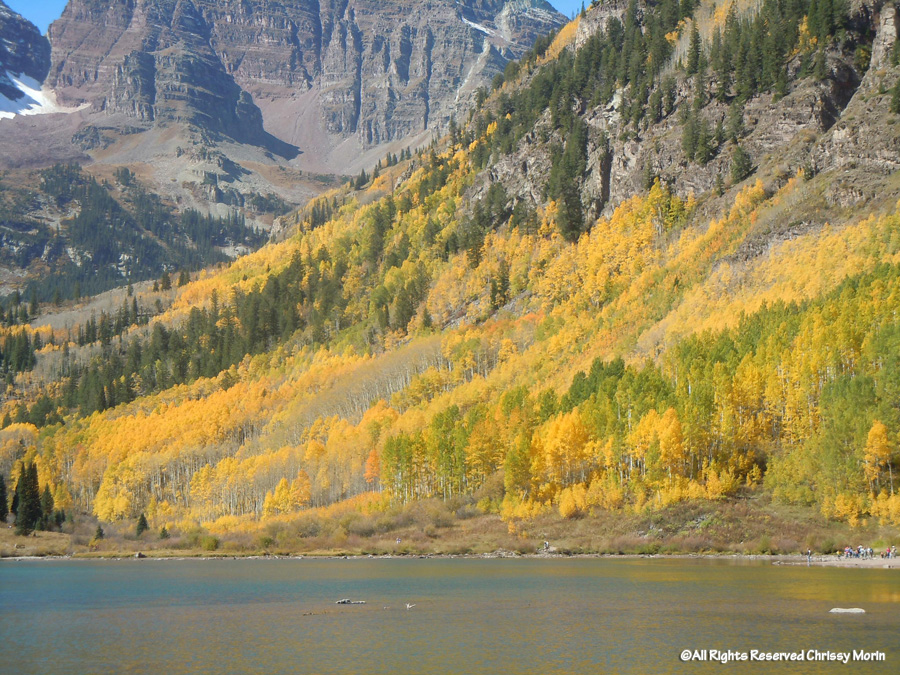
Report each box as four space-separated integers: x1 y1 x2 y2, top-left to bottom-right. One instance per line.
0 0 51 111
3 0 900 550
0 0 563 300
0 164 269 301
36 0 564 171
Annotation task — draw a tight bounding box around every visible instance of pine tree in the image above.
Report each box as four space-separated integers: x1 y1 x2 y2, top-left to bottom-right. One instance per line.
774 66 789 101
712 173 723 196
40 484 54 521
681 108 698 160
14 463 41 535
890 80 900 114
94 525 105 540
159 525 170 540
727 102 745 142
731 145 753 183
813 49 828 80
695 121 713 165
137 513 149 537
686 22 701 75
0 474 7 522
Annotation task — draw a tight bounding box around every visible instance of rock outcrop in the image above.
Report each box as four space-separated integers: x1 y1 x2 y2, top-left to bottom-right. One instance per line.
0 0 51 100
44 0 565 156
47 0 267 143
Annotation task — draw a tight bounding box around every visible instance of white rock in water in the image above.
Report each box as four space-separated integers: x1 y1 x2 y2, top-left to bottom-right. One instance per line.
829 608 866 613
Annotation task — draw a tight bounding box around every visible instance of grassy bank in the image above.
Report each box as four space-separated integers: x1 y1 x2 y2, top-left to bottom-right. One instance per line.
3 493 898 559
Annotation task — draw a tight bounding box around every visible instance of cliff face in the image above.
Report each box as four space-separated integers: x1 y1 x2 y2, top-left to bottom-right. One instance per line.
0 0 51 100
482 0 900 231
46 0 266 143
45 0 565 151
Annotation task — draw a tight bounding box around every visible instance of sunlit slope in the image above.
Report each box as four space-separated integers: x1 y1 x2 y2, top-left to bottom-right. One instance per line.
4 0 900 531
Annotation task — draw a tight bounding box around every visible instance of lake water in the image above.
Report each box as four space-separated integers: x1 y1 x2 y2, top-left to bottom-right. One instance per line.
0 557 897 674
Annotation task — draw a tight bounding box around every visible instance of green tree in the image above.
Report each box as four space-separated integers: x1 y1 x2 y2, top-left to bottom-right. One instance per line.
731 145 753 183
695 121 714 165
159 525 170 540
137 513 149 537
14 463 41 535
40 484 54 520
0 475 7 522
686 22 701 75
891 80 900 114
94 524 105 540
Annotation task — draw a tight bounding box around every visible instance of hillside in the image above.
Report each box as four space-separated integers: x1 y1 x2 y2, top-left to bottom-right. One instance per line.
0 164 275 301
2 0 900 550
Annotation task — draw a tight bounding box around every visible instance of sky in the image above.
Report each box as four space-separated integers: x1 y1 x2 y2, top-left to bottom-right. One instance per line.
9 0 585 35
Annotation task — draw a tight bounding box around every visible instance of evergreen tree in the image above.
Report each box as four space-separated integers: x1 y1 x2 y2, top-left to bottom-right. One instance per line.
137 513 149 537
681 108 698 160
715 173 725 196
159 525 170 540
94 524 105 540
14 463 41 535
160 271 172 291
686 22 701 75
0 474 7 522
40 484 54 521
727 102 745 142
731 145 753 183
774 65 789 100
813 49 828 80
891 80 900 114
695 120 714 165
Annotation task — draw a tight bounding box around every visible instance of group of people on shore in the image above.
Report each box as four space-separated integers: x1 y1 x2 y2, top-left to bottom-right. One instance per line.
837 545 896 559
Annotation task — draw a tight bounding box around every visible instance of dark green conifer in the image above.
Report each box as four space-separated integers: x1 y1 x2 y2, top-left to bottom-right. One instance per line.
137 513 149 537
14 463 41 535
891 80 900 114
695 121 713 165
41 484 54 520
0 474 7 522
731 145 753 183
686 22 701 75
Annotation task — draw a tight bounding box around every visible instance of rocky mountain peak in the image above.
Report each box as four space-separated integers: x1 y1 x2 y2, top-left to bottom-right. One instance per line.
39 0 564 172
0 0 51 100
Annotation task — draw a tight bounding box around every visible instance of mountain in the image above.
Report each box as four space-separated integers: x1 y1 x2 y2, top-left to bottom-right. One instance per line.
0 0 563 300
3 0 900 548
0 0 52 114
17 0 564 175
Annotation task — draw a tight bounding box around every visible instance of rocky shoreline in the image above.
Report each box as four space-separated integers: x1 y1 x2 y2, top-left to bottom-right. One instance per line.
2 551 897 568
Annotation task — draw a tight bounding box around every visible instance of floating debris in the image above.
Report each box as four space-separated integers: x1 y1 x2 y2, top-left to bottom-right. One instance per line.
335 599 366 605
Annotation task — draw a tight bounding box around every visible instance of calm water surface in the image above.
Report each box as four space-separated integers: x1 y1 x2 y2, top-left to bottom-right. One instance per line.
0 557 897 674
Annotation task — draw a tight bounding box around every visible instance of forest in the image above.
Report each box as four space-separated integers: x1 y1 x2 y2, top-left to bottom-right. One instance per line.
1 0 898 543
0 164 267 306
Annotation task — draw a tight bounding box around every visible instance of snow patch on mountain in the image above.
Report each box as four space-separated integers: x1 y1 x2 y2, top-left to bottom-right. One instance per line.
0 71 84 120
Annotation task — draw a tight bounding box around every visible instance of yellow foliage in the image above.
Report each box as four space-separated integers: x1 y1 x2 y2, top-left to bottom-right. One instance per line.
557 483 587 519
870 492 900 526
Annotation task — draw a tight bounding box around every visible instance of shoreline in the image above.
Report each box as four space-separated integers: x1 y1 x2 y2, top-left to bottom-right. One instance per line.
2 551 897 567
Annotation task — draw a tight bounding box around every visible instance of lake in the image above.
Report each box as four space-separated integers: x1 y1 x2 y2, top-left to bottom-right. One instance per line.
0 557 897 674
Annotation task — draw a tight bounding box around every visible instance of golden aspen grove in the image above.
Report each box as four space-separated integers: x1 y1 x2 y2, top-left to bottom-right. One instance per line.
2 0 900 554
